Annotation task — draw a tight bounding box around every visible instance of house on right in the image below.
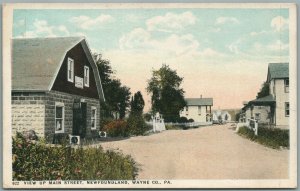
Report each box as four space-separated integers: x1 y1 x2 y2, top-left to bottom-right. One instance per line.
240 63 289 129
267 63 289 128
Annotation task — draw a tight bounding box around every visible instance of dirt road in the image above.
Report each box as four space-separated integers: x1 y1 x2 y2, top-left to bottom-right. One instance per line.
99 124 289 179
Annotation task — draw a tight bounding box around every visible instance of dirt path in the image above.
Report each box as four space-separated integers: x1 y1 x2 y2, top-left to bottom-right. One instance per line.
99 124 289 179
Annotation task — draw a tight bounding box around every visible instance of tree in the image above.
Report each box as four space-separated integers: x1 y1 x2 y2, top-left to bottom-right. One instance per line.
147 64 186 122
256 82 270 99
94 54 131 119
128 91 146 135
130 91 145 115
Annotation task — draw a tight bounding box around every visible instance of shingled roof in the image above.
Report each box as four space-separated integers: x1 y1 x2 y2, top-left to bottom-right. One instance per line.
249 95 275 104
12 37 105 101
267 63 289 82
185 98 213 106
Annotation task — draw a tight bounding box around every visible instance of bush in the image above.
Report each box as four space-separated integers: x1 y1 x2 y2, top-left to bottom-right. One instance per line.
188 118 194 123
237 126 289 149
100 117 114 131
165 125 181 130
103 120 129 137
127 114 150 136
178 117 188 123
12 133 138 180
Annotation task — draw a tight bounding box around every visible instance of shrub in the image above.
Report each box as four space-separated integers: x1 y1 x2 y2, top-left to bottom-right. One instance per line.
188 118 194 123
12 133 138 180
127 114 150 135
143 113 152 122
165 125 181 130
237 126 289 149
100 117 114 131
178 117 188 123
103 120 129 137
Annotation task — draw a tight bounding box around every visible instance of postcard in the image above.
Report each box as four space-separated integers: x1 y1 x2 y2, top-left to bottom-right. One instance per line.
2 3 297 189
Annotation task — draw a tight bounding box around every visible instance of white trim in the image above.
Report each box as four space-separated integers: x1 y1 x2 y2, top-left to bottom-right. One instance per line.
67 57 74 83
91 106 97 130
81 39 105 101
84 65 90 87
285 102 290 117
55 102 65 133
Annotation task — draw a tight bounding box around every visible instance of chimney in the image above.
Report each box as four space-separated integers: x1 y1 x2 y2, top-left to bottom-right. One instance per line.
200 95 202 99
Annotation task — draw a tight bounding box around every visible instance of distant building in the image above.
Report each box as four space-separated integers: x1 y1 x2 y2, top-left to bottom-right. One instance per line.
212 110 232 123
240 63 289 128
180 97 213 123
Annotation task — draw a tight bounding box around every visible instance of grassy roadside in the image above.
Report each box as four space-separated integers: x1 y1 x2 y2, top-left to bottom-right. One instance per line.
12 133 138 180
237 126 289 149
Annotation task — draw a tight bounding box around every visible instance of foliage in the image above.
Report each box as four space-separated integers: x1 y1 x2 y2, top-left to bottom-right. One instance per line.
99 117 114 131
94 54 131 119
165 125 181 130
103 120 129 137
256 82 270 99
178 116 188 123
147 64 186 122
143 113 152 122
237 126 289 149
127 114 150 136
130 91 145 115
12 133 138 180
127 91 149 135
188 118 194 123
235 112 241 121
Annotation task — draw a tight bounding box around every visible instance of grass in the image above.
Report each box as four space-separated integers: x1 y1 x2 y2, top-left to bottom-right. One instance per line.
12 133 138 180
237 126 289 149
165 124 184 130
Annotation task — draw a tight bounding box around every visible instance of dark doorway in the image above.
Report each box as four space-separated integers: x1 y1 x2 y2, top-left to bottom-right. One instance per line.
73 99 87 138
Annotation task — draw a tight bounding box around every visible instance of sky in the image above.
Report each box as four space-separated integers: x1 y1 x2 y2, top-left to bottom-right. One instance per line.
13 8 289 111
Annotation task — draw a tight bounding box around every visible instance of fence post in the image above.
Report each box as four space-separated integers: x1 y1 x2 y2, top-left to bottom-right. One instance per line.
254 120 258 136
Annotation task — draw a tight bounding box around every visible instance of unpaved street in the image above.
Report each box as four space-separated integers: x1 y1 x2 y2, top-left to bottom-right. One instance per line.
99 124 289 179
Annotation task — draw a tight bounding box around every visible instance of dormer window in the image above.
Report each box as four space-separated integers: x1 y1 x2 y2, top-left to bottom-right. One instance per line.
84 66 90 87
67 58 74 82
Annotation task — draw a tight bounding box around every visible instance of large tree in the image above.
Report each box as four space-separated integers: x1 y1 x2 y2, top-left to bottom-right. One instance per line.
147 64 186 122
256 82 270 99
94 54 131 119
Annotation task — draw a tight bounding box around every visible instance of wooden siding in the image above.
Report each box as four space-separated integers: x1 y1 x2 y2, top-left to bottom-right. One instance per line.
52 42 99 99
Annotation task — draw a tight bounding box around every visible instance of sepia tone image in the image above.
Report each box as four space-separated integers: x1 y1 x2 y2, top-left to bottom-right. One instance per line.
2 3 297 188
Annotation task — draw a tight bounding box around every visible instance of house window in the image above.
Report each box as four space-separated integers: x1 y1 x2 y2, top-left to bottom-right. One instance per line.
91 106 97 130
198 106 201 115
55 102 64 133
186 106 189 116
84 66 89 87
285 102 289 117
67 58 74 82
255 113 261 120
284 79 289 93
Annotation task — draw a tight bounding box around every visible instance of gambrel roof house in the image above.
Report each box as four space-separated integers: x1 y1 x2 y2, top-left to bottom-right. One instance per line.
12 37 105 143
13 37 105 100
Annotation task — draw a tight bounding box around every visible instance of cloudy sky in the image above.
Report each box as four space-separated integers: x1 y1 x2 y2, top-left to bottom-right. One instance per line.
13 8 289 111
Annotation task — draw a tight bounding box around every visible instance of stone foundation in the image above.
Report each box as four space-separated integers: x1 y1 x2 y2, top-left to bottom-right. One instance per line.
12 91 101 143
